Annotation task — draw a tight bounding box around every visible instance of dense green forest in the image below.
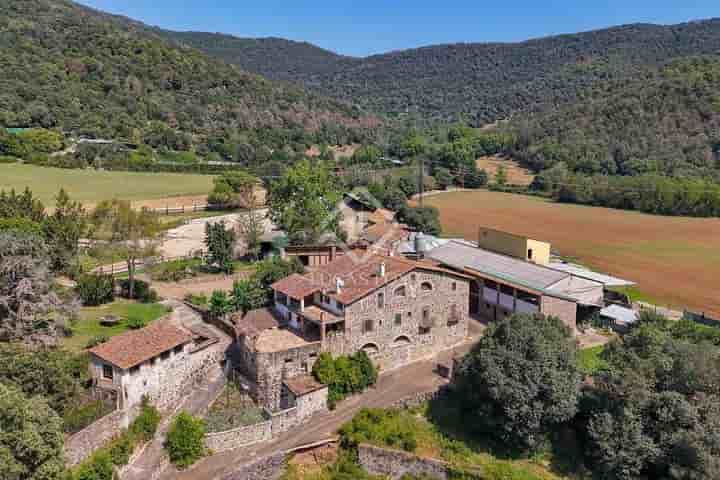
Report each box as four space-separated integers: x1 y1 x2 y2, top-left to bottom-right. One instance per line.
0 0 378 152
511 57 720 178
165 20 720 125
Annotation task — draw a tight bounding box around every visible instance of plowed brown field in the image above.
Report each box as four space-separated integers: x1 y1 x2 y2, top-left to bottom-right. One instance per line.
426 190 720 317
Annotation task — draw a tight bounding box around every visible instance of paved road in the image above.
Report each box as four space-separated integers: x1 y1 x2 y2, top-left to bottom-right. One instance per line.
166 327 483 480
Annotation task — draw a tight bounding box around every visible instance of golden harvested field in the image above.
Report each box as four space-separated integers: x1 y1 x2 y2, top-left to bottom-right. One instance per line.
426 190 720 317
0 164 214 206
476 155 535 186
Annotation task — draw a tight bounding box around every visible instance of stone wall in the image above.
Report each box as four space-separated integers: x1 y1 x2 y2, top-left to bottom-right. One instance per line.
221 451 287 480
390 385 448 410
296 386 328 422
343 269 470 372
204 419 272 453
65 406 139 466
358 443 451 480
253 341 321 411
541 295 578 332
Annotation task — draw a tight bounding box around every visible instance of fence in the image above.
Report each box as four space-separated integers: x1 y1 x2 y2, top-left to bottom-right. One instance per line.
149 203 226 216
684 310 720 327
91 252 205 276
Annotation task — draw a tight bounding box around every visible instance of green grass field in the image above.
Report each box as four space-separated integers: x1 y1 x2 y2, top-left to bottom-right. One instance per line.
0 164 214 205
64 300 170 352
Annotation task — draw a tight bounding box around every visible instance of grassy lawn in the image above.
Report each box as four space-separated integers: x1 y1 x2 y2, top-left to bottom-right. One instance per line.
0 163 214 206
578 346 609 375
64 300 170 352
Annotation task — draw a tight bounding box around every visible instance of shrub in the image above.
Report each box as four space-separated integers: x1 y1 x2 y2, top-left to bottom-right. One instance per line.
85 335 109 349
151 258 199 282
183 293 208 307
76 274 115 306
126 316 148 330
130 398 161 442
62 400 113 434
340 408 418 453
74 450 114 480
119 279 158 303
108 434 134 466
312 351 378 409
165 412 206 469
0 155 18 164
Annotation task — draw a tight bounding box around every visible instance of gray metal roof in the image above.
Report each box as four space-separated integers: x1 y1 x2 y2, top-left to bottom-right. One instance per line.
600 304 639 325
548 262 636 287
428 240 569 292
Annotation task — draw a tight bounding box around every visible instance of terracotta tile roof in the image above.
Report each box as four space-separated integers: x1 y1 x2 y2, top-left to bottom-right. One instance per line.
360 223 410 245
89 322 193 370
233 308 283 337
302 305 344 324
284 375 327 396
253 328 317 353
304 254 416 305
271 273 321 299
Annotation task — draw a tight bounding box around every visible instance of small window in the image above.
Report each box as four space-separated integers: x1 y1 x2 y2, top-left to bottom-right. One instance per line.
363 319 374 334
149 357 156 366
452 282 457 291
337 302 345 312
395 313 402 326
161 351 170 361
421 282 433 292
285 358 294 364
423 307 430 322
130 366 140 375
407 311 412 318
411 274 417 283
394 286 406 298
102 364 113 380
377 292 385 309
174 345 183 354
528 248 534 260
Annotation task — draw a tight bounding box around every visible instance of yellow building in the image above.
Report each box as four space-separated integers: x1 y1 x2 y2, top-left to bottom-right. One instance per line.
477 227 551 265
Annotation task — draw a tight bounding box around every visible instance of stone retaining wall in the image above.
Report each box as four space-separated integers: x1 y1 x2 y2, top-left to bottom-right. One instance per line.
221 451 287 480
65 406 139 466
359 443 482 480
390 385 449 410
205 420 272 453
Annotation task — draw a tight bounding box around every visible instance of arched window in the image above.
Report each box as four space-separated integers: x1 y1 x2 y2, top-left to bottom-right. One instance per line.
421 282 433 292
394 286 407 298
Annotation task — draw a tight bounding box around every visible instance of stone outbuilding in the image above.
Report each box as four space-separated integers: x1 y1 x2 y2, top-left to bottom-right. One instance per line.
89 321 227 411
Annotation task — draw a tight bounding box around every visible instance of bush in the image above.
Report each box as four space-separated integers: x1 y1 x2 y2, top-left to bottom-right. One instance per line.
74 450 114 480
312 351 378 409
340 408 418 452
183 293 208 307
108 434 134 466
126 316 148 330
150 258 199 282
62 400 114 434
85 335 109 349
130 399 161 442
165 412 206 469
119 279 158 303
0 155 18 163
76 274 115 306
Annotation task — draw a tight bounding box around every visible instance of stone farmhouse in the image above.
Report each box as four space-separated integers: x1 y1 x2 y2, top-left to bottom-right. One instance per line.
88 322 228 412
232 254 472 412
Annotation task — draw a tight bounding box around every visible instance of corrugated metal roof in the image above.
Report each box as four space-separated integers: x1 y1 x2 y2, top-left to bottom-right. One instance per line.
548 262 636 287
428 240 569 292
601 304 639 325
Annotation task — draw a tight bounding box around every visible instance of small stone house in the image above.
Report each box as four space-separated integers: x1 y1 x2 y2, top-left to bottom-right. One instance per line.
89 322 225 411
232 254 471 411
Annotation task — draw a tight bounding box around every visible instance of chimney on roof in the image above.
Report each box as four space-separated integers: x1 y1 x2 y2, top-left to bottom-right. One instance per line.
378 261 386 277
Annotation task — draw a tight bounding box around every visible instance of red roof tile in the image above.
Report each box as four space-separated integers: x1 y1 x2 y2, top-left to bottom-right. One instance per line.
89 322 193 370
233 308 283 337
271 273 321 299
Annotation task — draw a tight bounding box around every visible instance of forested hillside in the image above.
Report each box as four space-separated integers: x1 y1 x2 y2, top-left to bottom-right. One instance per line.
511 56 720 178
170 20 720 125
158 32 350 83
0 0 378 151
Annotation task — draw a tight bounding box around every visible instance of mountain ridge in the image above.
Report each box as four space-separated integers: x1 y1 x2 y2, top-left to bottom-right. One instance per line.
156 19 720 125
